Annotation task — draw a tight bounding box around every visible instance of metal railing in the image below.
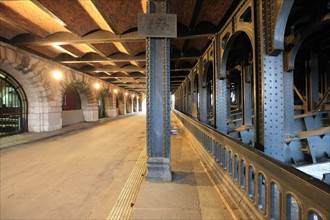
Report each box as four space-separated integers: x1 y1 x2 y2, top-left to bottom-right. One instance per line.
173 110 330 220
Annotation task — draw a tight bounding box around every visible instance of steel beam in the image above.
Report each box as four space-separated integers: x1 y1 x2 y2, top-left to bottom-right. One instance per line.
145 0 172 182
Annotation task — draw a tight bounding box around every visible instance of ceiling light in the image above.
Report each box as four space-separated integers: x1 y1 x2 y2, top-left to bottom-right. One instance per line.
53 71 62 80
95 83 100 89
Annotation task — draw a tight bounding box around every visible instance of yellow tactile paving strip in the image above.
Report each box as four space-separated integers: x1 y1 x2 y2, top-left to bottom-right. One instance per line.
107 147 147 220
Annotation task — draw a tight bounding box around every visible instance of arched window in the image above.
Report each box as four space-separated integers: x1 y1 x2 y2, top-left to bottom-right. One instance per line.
62 85 81 111
0 71 28 136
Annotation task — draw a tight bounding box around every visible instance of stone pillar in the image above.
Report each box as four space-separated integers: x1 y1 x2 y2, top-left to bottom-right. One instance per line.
145 0 172 181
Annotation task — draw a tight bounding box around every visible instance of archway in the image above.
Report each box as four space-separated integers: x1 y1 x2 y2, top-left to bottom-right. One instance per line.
133 96 138 112
283 0 330 164
62 84 83 126
102 91 116 118
224 32 254 144
201 62 214 126
117 93 125 115
98 93 105 118
126 96 132 113
0 71 28 136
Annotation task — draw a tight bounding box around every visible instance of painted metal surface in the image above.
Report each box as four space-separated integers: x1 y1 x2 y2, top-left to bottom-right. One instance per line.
146 0 171 181
174 110 330 220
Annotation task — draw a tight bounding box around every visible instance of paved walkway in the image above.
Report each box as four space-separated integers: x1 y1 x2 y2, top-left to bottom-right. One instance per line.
131 117 234 220
1 113 235 219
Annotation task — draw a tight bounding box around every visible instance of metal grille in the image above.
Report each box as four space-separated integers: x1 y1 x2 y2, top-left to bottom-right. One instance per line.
0 72 28 137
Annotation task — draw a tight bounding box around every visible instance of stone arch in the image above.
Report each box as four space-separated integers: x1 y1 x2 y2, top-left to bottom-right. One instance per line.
138 94 144 112
98 91 106 118
61 80 98 126
126 95 133 113
117 92 125 115
102 90 117 118
133 96 138 112
0 50 62 132
0 70 28 136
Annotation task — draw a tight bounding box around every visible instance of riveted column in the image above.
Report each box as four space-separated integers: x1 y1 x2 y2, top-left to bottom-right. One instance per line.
199 60 208 124
215 34 228 133
145 0 172 181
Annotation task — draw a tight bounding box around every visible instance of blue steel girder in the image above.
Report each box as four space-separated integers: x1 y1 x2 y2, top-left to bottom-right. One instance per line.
146 0 172 182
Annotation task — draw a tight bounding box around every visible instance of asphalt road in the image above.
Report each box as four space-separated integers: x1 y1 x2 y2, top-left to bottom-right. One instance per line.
0 114 146 219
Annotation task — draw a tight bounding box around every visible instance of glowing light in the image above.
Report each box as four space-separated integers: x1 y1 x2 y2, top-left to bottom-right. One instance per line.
53 71 62 80
132 94 135 97
125 92 128 96
95 83 100 89
114 89 118 94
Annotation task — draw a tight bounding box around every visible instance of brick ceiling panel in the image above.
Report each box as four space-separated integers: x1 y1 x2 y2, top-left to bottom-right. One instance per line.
125 42 146 56
197 0 233 26
170 0 196 27
0 1 66 38
61 45 85 57
67 63 89 70
171 39 185 51
189 37 210 52
97 0 144 34
37 0 100 36
116 62 132 68
92 43 120 57
0 19 26 40
0 0 237 94
139 61 146 68
27 46 61 58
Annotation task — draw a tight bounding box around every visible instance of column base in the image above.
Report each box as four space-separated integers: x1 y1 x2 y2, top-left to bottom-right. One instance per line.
146 157 172 182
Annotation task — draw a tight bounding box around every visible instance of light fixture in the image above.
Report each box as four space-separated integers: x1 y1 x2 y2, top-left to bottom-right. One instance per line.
53 71 62 80
125 92 128 96
132 94 135 97
114 89 118 94
95 83 100 89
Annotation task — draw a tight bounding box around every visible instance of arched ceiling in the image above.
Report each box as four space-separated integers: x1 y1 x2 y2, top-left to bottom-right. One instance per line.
0 0 239 93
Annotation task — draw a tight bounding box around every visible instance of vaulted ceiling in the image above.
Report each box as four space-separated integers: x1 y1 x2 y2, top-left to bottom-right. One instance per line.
0 0 238 94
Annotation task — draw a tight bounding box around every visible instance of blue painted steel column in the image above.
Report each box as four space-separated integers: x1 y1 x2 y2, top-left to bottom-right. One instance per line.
215 34 228 133
199 60 208 124
263 54 288 162
146 0 171 181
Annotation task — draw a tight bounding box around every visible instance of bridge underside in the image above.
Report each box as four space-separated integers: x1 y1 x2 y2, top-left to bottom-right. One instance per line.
0 0 329 219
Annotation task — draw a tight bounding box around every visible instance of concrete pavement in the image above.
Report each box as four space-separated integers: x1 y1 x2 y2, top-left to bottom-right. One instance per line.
1 114 146 219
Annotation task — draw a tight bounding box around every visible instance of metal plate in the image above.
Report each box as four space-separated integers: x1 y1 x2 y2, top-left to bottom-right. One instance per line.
138 13 177 38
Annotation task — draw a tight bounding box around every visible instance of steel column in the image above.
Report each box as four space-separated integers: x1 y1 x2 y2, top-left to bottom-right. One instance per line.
242 64 253 126
215 34 228 133
199 60 208 124
146 0 171 181
263 54 288 162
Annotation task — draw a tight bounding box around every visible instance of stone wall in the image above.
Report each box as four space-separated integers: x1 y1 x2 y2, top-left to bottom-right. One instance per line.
0 42 129 133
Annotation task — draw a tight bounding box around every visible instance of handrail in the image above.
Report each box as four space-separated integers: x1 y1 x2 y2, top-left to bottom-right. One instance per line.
173 110 330 220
